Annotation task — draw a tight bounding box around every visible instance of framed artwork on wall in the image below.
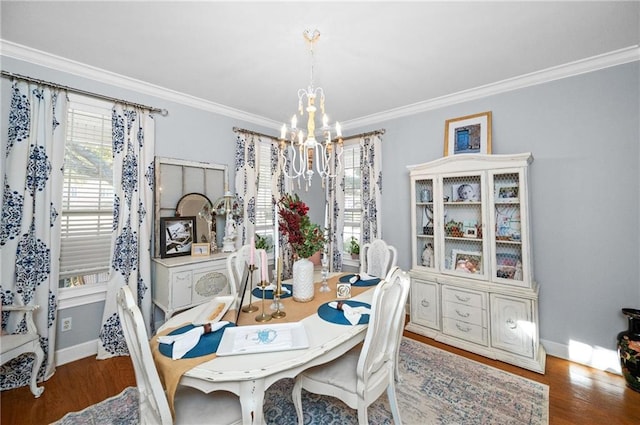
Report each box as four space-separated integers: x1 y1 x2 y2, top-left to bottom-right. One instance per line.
160 216 196 258
444 111 492 156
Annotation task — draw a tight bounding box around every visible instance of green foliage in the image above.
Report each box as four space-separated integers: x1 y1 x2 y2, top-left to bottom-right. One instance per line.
348 237 360 255
255 233 272 252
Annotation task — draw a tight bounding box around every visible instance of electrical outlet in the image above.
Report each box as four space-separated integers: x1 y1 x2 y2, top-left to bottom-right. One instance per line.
61 317 72 332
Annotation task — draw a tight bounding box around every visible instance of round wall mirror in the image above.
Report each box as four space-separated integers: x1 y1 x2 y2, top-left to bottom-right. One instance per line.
176 193 213 244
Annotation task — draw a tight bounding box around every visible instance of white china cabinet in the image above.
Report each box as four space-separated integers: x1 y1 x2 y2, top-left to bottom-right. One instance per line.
406 153 545 373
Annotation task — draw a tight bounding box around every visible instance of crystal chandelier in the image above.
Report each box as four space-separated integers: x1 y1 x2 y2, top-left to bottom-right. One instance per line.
279 29 343 189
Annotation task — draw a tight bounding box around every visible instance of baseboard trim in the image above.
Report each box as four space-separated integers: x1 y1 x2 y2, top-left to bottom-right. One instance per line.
55 339 98 366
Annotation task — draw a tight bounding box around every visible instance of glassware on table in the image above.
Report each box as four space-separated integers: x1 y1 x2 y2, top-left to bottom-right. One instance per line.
319 254 330 293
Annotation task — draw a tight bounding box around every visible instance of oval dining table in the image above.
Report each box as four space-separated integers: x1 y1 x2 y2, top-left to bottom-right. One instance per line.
154 273 375 425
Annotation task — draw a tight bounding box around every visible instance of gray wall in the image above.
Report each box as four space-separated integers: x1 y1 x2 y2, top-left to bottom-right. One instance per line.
2 55 638 364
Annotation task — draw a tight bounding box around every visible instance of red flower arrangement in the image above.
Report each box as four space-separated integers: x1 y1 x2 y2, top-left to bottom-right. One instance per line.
278 193 326 259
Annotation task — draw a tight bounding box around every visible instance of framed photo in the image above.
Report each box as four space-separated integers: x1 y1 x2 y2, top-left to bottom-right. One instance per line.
497 185 519 200
451 249 482 274
496 253 520 279
463 226 478 238
444 111 492 156
452 183 481 202
191 242 210 257
160 216 196 258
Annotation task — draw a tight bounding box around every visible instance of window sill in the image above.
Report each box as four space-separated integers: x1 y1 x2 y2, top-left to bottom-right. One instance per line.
342 257 360 268
58 283 108 309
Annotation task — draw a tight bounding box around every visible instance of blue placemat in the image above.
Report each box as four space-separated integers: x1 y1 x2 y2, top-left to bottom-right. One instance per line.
158 322 235 359
339 274 381 287
252 284 293 299
317 301 371 325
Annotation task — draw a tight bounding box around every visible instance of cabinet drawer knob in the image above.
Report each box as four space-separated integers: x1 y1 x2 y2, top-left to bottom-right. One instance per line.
421 299 430 308
456 323 472 333
506 318 517 329
455 309 470 318
455 294 471 302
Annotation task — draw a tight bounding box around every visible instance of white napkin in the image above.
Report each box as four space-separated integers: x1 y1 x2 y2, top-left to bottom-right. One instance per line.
348 272 375 283
263 284 291 295
328 301 371 325
158 321 229 360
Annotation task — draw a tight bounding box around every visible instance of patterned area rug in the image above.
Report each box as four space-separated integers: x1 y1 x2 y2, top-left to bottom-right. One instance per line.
53 338 549 424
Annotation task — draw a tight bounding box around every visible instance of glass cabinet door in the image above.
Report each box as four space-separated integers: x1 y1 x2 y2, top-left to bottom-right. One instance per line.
491 171 527 286
441 173 487 280
414 178 436 270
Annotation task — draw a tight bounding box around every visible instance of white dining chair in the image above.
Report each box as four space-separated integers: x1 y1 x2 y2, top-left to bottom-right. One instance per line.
0 304 45 398
292 266 410 425
117 286 242 425
360 239 398 279
226 245 266 310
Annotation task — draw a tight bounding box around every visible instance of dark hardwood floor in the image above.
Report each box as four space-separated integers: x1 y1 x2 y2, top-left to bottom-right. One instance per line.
2 330 639 424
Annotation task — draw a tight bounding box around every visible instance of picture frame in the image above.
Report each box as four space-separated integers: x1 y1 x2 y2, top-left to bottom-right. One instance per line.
444 111 492 156
191 242 211 257
160 216 196 258
451 249 482 274
496 253 520 280
497 185 519 200
452 183 481 202
463 226 478 238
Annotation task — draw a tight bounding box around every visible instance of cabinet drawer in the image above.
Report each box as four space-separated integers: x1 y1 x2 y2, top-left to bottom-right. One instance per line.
443 317 488 345
442 286 485 309
442 301 485 326
411 279 439 330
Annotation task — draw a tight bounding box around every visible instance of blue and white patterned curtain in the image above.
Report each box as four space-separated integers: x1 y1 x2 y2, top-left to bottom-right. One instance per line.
1 81 67 389
326 134 383 272
96 105 155 359
234 132 288 274
360 134 383 243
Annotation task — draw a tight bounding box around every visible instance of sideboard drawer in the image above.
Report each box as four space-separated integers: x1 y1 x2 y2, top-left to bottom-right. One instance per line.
442 301 485 327
443 317 488 345
442 286 485 308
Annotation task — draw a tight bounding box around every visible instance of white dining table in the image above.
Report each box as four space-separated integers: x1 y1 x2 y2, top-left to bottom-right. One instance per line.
157 278 374 425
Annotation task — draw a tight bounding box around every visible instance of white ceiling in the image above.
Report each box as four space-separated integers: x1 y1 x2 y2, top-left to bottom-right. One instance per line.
2 1 639 129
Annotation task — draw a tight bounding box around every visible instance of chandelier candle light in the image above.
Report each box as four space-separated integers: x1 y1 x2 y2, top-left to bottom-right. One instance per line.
279 29 344 190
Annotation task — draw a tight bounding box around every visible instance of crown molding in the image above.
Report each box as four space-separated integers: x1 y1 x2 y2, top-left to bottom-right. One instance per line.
343 45 640 130
0 39 281 129
2 40 637 131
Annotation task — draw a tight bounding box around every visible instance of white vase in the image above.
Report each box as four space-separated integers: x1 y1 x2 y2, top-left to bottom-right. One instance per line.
292 257 314 302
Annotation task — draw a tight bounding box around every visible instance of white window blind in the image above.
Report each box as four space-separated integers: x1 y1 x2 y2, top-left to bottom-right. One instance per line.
343 143 361 250
255 142 274 248
59 97 113 286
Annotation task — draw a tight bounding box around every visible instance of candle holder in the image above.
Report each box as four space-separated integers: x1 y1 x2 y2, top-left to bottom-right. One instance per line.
255 279 272 322
271 279 286 319
242 264 259 313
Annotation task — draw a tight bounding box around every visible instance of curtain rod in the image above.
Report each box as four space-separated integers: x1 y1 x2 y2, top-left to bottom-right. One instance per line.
233 127 386 142
1 70 168 116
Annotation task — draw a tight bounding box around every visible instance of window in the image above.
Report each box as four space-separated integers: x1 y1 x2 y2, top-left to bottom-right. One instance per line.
59 96 113 288
342 142 361 254
254 141 275 253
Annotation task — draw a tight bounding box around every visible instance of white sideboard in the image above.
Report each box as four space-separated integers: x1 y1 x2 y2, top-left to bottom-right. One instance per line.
152 252 231 319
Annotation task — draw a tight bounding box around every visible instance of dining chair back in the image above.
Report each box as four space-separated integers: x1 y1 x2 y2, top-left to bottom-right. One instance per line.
227 245 265 310
117 286 241 425
0 305 45 397
360 239 398 278
292 266 410 425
